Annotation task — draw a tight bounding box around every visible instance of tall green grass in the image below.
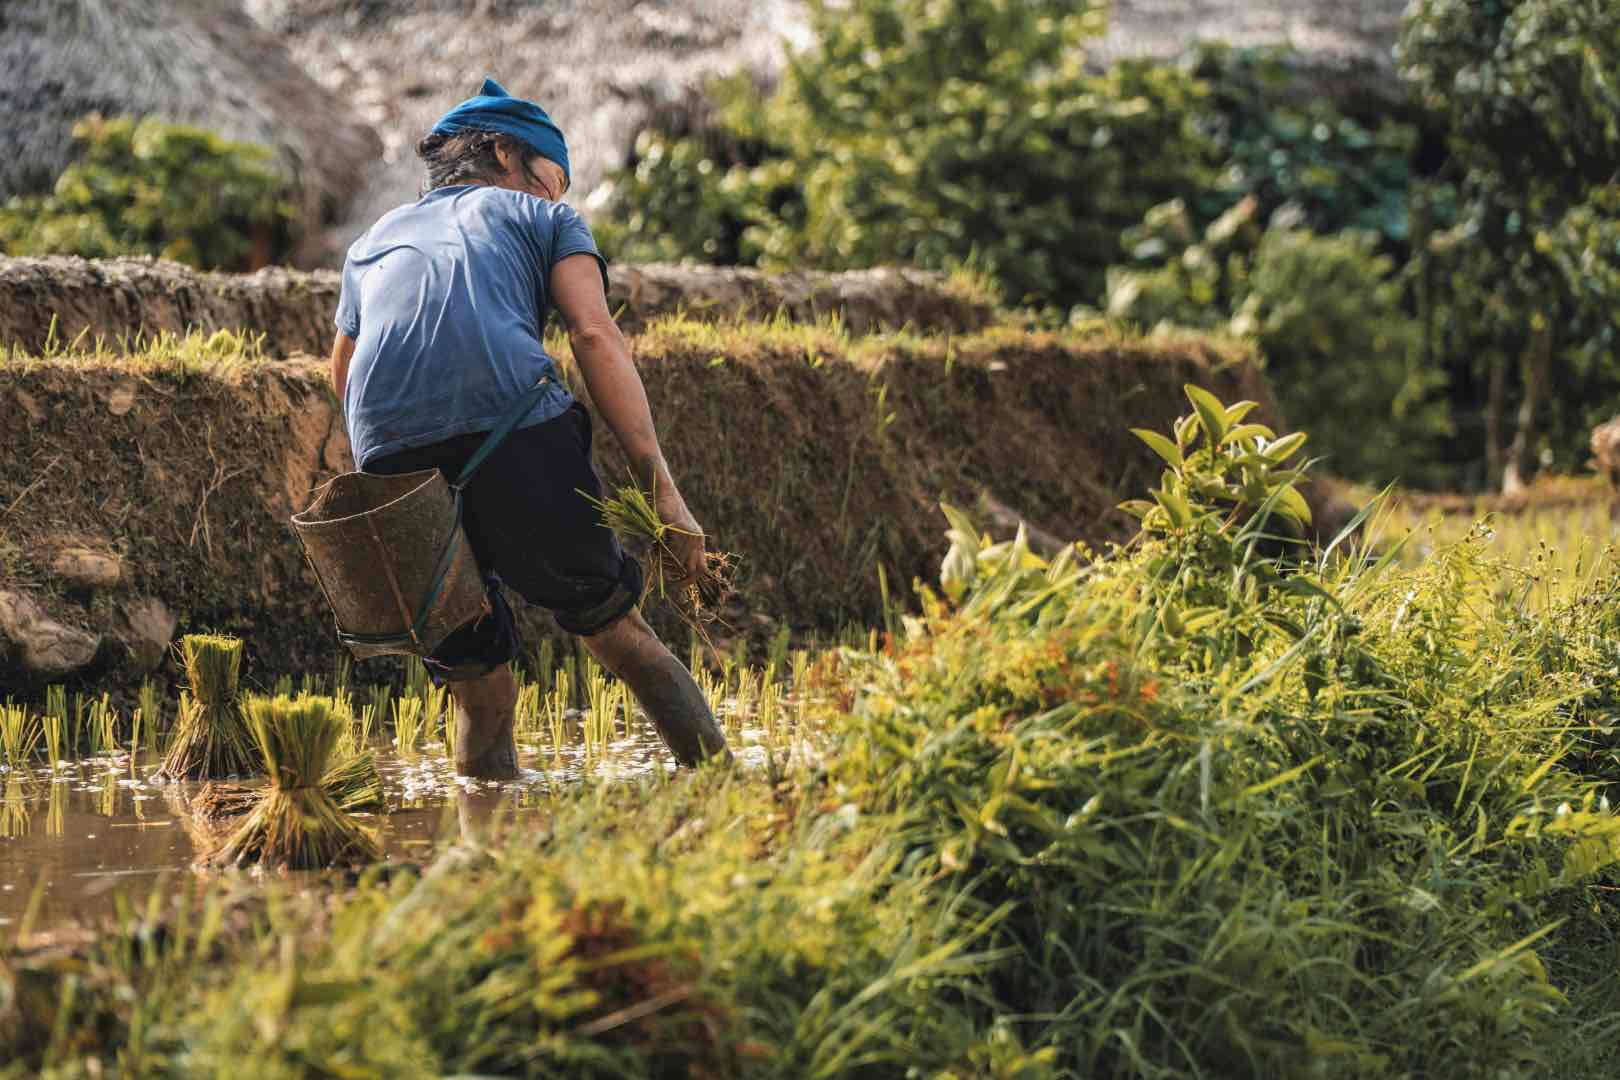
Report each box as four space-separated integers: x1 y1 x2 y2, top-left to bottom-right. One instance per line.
6 391 1620 1077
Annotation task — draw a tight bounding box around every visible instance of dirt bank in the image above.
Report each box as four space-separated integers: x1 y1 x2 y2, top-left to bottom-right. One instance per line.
0 319 1266 701
0 256 994 359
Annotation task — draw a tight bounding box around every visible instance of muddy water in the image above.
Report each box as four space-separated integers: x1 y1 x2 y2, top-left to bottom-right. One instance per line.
0 726 776 932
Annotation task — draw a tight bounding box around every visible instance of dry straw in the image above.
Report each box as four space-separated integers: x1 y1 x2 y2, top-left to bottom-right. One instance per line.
158 635 258 780
212 695 380 869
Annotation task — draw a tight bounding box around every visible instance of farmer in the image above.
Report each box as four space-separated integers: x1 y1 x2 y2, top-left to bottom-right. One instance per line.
329 78 730 777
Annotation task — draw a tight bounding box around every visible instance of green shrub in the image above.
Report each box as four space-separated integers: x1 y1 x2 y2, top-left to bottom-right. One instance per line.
0 114 293 271
1178 44 1421 252
828 388 1620 1074
1398 0 1620 486
602 0 1212 308
1107 209 1453 486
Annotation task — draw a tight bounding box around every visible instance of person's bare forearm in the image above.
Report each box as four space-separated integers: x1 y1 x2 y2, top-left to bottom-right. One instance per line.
570 324 675 494
330 332 354 402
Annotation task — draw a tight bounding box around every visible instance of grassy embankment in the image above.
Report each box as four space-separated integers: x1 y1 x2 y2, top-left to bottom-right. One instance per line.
0 317 1267 702
5 391 1620 1077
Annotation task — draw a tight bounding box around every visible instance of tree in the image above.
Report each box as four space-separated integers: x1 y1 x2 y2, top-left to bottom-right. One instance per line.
1398 0 1620 491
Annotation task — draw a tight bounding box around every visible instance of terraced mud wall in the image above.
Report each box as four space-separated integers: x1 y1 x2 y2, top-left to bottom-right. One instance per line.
0 316 1268 701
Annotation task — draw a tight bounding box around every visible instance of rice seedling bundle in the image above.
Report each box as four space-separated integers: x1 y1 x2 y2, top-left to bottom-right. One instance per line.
193 749 384 821
158 635 257 780
213 695 380 869
585 479 736 628
321 750 385 813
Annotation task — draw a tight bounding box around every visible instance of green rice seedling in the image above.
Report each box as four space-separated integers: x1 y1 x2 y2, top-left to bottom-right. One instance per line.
561 653 579 710
0 702 42 768
158 635 258 780
529 638 555 694
212 694 381 869
129 704 143 759
355 703 377 751
404 657 430 701
544 674 570 753
393 697 424 756
584 477 737 624
687 633 705 679
514 681 542 738
272 674 294 697
332 652 352 693
88 693 117 756
138 679 164 752
44 685 71 758
366 683 392 729
766 623 792 674
42 710 63 769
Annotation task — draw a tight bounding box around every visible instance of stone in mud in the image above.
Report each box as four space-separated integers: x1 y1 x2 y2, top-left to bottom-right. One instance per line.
115 596 178 674
105 381 138 417
0 589 101 679
49 546 123 590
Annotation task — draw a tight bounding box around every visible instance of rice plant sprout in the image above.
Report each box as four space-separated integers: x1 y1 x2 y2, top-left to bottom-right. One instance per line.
584 477 736 626
212 695 381 869
158 635 258 780
0 703 41 769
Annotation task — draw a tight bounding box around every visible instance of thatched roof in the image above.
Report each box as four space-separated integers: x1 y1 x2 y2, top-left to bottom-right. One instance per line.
0 0 382 258
243 0 807 260
248 0 1410 263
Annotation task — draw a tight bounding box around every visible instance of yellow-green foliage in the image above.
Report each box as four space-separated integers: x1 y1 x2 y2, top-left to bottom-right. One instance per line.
0 115 292 270
10 394 1620 1078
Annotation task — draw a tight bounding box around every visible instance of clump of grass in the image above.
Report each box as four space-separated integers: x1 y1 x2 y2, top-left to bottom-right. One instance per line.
392 697 424 756
158 635 257 780
585 479 736 627
0 702 41 768
212 695 381 869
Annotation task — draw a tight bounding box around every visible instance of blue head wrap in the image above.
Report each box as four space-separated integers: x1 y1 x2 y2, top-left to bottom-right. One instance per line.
430 78 570 189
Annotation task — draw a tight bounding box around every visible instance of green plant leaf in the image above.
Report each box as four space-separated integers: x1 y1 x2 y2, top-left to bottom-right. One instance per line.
1224 400 1261 424
1272 484 1313 525
1263 431 1308 462
1184 384 1231 445
1131 428 1184 468
1152 486 1193 529
1222 423 1276 446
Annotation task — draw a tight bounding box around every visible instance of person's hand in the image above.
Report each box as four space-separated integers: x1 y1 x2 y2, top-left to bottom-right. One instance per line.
656 484 707 584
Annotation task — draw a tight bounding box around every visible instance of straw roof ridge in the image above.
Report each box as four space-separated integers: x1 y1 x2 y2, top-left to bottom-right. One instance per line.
0 0 382 241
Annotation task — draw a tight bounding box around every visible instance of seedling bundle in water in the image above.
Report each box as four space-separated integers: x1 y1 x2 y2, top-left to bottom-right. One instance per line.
157 635 258 780
212 694 380 869
585 478 736 627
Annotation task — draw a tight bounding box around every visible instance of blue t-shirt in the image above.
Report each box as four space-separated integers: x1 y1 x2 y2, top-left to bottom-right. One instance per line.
335 184 605 467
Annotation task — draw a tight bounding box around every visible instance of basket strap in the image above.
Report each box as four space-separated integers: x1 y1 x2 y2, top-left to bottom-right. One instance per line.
452 376 556 492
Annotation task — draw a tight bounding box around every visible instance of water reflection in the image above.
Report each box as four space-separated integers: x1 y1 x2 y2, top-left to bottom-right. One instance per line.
0 722 783 932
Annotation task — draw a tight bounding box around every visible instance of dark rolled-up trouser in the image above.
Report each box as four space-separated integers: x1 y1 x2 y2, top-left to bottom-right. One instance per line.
364 401 643 680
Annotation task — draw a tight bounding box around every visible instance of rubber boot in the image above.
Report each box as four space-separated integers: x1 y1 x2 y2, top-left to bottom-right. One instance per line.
448 664 519 780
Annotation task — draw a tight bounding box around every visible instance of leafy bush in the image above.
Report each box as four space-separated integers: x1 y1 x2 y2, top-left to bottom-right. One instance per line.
1107 205 1453 486
1179 44 1422 252
602 0 1212 308
829 388 1620 1074
1398 0 1620 487
0 114 293 271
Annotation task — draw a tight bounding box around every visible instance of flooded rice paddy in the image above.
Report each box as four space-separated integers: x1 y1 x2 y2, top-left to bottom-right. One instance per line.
0 689 796 933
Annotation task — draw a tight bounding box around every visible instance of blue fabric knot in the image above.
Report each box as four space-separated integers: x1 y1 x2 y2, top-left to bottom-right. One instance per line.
431 78 570 188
